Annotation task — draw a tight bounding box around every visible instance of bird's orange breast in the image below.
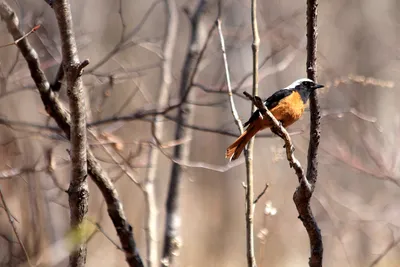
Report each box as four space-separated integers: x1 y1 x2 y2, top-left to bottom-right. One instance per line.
269 91 305 127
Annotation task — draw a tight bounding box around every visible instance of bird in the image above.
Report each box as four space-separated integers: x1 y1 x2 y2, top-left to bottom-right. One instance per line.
225 78 324 161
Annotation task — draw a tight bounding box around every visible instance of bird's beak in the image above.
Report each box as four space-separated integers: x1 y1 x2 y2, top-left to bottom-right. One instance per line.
313 84 324 90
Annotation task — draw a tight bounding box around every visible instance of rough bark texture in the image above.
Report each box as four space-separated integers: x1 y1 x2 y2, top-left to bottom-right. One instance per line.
293 0 323 266
0 2 144 266
52 1 89 266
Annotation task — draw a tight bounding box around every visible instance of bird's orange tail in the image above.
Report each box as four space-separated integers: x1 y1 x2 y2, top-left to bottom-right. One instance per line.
225 123 262 161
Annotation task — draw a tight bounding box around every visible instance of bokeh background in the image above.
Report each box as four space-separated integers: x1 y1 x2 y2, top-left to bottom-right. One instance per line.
0 0 399 266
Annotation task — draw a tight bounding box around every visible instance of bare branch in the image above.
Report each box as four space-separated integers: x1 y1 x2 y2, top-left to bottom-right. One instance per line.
85 0 163 73
0 3 144 266
217 19 243 134
0 187 33 267
144 1 178 265
162 1 215 265
253 183 269 205
368 237 400 267
51 1 89 266
292 0 323 266
0 25 40 48
244 1 260 266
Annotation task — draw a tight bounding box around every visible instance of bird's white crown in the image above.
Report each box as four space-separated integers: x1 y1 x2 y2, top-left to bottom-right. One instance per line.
284 78 314 89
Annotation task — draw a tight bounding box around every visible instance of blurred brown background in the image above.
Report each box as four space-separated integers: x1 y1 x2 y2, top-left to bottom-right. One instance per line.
0 0 399 266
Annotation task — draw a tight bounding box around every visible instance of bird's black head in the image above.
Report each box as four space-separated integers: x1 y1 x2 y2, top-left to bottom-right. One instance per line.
285 78 324 104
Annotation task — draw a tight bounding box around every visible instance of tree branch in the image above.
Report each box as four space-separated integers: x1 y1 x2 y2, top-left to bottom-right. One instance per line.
245 1 259 266
0 187 33 267
292 0 323 266
161 1 215 265
51 1 89 266
0 2 144 266
144 0 178 266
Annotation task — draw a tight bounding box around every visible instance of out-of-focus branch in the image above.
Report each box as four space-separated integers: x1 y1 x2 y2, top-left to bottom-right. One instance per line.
292 0 323 266
161 1 214 265
145 1 178 265
143 0 178 267
85 0 162 74
368 237 400 267
0 187 33 267
0 2 144 266
0 113 301 139
151 122 245 172
0 161 68 180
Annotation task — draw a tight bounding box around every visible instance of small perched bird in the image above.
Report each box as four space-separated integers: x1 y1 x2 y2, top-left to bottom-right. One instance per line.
225 78 324 161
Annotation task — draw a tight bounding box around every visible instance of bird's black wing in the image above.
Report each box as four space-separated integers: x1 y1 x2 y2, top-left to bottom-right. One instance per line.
264 89 293 110
243 89 293 128
243 110 261 127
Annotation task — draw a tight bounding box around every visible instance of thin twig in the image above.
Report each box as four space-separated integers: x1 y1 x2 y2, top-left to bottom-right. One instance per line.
0 187 33 267
151 121 245 172
85 0 163 73
368 237 400 267
0 25 40 48
89 131 140 186
216 19 243 134
253 183 269 204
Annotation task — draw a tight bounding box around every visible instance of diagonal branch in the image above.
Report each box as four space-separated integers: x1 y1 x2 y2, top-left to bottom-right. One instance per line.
0 187 33 267
0 2 144 266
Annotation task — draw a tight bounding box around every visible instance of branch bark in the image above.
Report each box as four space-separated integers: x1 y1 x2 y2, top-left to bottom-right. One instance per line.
244 1 260 266
51 1 89 266
0 2 144 266
243 1 323 266
292 0 323 266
